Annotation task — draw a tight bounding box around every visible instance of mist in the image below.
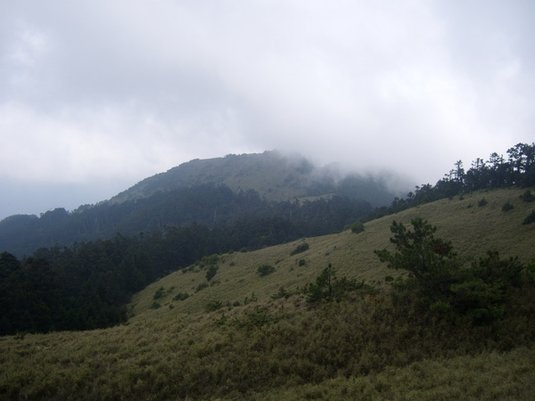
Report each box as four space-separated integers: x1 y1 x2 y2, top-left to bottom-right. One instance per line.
1 0 534 219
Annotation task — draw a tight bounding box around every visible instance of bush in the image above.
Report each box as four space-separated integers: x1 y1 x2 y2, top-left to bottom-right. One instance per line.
291 242 310 255
350 221 365 234
195 282 209 292
205 265 219 281
501 201 514 212
520 190 535 202
257 264 276 277
478 198 488 207
305 264 367 303
523 210 535 225
173 292 190 301
153 287 165 300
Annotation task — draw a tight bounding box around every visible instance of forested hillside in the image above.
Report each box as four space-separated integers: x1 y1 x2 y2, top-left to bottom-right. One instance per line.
0 152 394 256
0 193 372 334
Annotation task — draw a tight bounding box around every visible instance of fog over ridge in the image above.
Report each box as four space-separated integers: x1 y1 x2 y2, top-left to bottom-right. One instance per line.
1 0 534 219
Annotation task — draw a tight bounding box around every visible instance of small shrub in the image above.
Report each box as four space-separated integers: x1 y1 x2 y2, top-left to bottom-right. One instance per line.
205 265 219 281
350 221 365 234
257 264 276 277
523 210 535 225
502 201 514 212
205 300 223 312
520 190 535 202
305 264 367 303
298 259 306 267
200 254 219 267
291 242 310 255
478 198 488 207
195 282 209 292
173 292 190 301
153 287 165 300
150 302 161 309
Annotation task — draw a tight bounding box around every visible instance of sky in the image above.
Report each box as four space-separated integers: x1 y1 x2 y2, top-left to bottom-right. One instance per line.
1 0 534 219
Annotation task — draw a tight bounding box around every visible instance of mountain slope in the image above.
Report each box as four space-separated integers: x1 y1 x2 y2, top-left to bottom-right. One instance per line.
0 152 395 256
1 187 534 401
110 151 395 205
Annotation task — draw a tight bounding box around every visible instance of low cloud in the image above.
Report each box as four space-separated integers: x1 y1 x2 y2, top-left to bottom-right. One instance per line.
1 0 534 217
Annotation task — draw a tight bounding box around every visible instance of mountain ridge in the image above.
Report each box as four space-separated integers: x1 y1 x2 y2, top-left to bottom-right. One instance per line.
0 151 397 256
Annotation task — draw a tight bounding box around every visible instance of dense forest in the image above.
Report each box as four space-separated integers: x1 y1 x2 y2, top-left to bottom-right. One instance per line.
0 193 371 335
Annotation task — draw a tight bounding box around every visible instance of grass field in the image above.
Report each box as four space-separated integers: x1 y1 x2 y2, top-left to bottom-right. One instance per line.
1 187 534 401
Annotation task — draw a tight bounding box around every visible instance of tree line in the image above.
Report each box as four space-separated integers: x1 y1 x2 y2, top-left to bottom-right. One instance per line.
372 142 535 217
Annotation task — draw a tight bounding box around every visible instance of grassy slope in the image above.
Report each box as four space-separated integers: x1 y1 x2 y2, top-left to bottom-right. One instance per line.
1 187 534 401
130 187 535 320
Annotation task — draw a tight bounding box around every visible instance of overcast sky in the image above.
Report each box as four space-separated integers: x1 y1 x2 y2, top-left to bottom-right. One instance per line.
1 0 534 219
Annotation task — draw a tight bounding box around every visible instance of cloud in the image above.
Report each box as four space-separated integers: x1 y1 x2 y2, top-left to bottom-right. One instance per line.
1 0 534 217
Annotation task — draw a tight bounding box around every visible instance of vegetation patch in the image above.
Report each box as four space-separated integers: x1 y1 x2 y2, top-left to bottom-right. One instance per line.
291 242 310 255
205 265 219 281
375 218 529 324
520 189 535 202
523 210 535 225
501 201 514 212
350 221 365 234
257 264 276 277
305 264 370 303
173 292 190 301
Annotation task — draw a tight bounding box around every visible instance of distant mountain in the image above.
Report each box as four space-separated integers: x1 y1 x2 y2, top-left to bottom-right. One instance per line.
110 151 395 206
0 151 398 256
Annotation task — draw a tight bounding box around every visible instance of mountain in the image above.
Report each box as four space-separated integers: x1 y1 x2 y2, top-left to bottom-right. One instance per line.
0 151 397 256
1 187 534 401
109 151 396 205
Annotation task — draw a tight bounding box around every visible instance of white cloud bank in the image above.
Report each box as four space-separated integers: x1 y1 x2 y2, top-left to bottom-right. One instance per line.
1 0 534 217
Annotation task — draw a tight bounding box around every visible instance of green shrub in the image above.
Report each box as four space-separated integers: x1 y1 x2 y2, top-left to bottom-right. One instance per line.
153 287 165 300
298 259 306 267
305 264 367 303
520 190 535 202
200 254 219 266
173 292 190 301
195 282 209 292
501 201 514 212
291 242 310 255
257 264 276 277
205 265 219 281
478 198 488 207
350 221 364 234
523 210 535 225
